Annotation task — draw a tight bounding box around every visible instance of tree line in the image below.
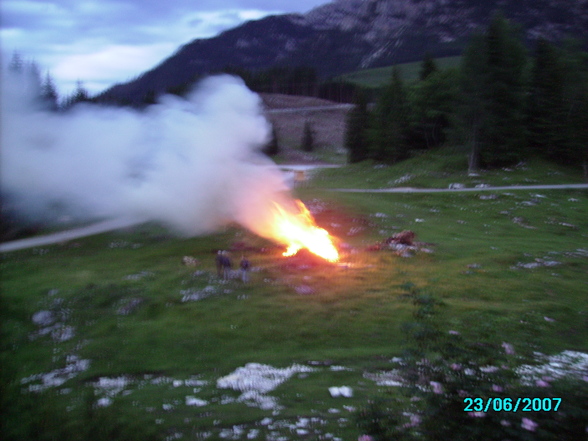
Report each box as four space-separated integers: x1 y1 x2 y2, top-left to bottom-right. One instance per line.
345 13 588 175
99 65 362 107
7 52 95 110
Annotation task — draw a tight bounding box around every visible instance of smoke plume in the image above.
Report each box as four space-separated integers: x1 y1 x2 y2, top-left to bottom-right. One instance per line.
1 65 291 237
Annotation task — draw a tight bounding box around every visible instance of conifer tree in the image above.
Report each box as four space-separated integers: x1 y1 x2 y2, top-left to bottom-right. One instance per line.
482 12 527 167
41 73 59 111
558 42 588 175
263 126 280 157
70 80 90 106
371 67 410 163
459 14 527 170
411 69 459 149
459 33 488 172
301 120 315 152
9 52 23 73
345 90 370 163
419 52 437 81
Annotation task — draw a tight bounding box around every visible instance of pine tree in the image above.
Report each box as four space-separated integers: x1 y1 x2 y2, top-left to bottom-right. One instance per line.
558 41 588 174
527 39 568 159
459 14 527 170
301 120 315 152
9 52 23 73
263 126 280 157
411 69 459 149
481 12 527 167
419 52 438 81
371 67 410 163
40 73 59 111
345 90 370 163
26 61 43 95
71 80 90 105
143 89 158 106
459 33 488 173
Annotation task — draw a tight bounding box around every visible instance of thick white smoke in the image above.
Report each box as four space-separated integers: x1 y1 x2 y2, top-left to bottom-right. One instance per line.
1 66 290 236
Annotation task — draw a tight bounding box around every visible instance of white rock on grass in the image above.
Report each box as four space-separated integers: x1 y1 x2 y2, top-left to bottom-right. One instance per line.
94 376 131 396
96 397 112 407
328 386 353 398
185 396 208 407
217 363 315 410
330 365 352 371
364 370 404 387
239 391 279 410
52 325 75 342
517 351 588 384
32 310 56 326
21 355 90 392
218 363 314 394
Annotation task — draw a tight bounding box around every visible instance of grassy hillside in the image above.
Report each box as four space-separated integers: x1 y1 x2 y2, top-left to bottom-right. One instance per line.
2 152 587 440
313 147 587 189
337 56 462 88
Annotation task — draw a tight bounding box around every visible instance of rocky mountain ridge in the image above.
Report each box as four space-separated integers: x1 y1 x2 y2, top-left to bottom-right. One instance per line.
97 0 588 104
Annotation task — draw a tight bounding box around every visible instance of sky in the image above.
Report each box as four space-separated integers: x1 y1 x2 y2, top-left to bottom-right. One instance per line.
1 0 330 97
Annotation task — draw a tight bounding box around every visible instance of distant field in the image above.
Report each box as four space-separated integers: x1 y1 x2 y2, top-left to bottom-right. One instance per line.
312 147 587 189
2 149 587 440
337 56 462 88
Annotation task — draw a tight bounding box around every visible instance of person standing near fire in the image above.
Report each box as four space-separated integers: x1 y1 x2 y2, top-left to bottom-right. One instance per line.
215 250 223 278
239 255 250 283
221 251 232 280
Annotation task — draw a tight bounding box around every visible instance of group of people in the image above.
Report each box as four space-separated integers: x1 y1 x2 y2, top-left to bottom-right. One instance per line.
215 250 250 282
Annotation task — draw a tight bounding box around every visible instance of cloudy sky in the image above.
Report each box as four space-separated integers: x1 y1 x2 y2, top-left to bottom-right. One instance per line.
1 0 329 97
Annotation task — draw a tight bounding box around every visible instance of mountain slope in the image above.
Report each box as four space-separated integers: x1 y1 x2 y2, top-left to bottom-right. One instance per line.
97 0 588 105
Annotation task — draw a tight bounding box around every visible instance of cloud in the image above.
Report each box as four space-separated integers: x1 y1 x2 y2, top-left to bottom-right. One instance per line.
0 0 326 95
52 43 176 91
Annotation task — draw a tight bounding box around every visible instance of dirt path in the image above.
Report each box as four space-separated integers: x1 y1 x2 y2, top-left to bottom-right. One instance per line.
3 183 585 253
266 104 353 114
333 183 588 193
0 218 143 253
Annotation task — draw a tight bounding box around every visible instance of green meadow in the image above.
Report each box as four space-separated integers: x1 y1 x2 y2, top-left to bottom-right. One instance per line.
2 150 587 440
336 56 462 88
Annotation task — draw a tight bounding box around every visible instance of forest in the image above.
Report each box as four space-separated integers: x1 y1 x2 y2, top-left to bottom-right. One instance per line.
345 14 588 177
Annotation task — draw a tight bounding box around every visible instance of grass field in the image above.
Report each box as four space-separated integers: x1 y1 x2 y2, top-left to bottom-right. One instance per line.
2 149 587 440
336 56 462 88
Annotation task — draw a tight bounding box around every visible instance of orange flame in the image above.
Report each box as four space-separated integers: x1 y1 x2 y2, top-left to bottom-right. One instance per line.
269 200 339 262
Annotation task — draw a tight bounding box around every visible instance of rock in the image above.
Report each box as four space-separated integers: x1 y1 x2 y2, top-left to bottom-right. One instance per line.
116 298 144 315
32 310 56 327
185 396 208 406
123 271 153 281
295 285 315 295
182 256 199 266
328 386 353 397
97 397 112 407
387 230 415 245
559 222 577 229
52 325 75 342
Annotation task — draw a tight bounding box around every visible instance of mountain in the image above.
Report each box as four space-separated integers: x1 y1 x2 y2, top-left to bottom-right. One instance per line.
96 0 588 105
